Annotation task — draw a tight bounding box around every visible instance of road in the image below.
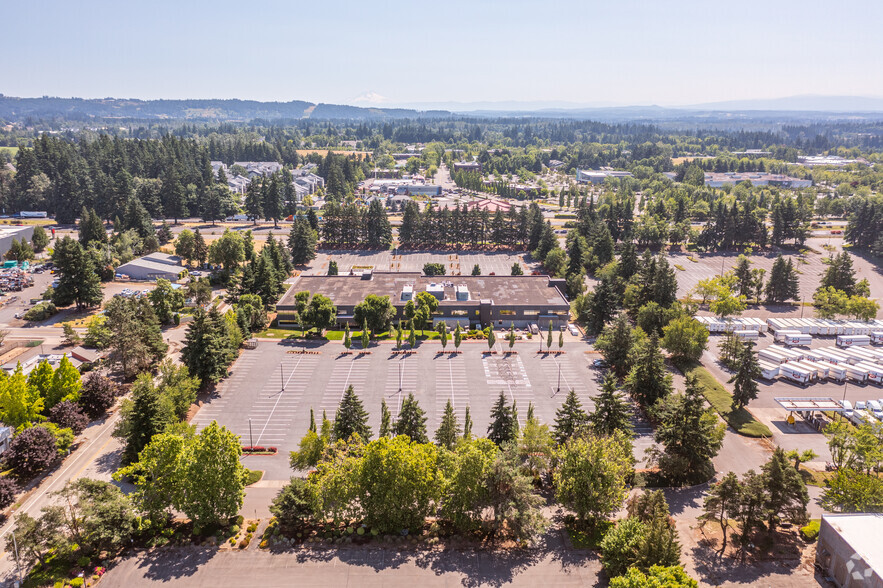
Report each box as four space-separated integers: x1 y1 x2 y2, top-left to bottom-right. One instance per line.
0 410 124 585
432 163 456 190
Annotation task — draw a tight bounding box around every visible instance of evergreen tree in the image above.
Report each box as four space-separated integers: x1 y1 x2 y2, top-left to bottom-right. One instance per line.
116 373 174 465
471 264 481 276
181 307 234 384
553 389 588 444
51 237 103 309
308 407 316 433
488 391 516 446
761 448 809 533
625 334 672 408
434 399 461 450
649 374 726 485
463 405 473 440
700 472 742 554
393 393 428 443
733 255 753 298
635 493 682 571
590 372 633 436
820 251 857 295
379 399 391 437
328 260 338 275
765 255 799 303
729 342 761 409
244 179 264 224
289 214 318 265
332 385 372 442
594 313 638 377
193 229 208 267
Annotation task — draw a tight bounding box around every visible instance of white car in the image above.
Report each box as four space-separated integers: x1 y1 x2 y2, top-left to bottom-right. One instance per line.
568 325 579 336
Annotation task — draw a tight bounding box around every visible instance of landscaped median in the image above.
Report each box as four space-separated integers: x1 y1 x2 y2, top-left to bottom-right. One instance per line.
673 359 772 438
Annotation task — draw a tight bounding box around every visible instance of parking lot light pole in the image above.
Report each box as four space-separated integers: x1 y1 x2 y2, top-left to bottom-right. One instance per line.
557 364 561 394
249 418 254 449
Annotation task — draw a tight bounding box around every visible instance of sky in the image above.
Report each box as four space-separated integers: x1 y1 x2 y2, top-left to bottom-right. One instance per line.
3 0 882 108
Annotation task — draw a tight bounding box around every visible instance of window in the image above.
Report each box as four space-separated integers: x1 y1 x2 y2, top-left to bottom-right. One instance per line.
499 310 516 316
451 310 468 316
523 310 540 316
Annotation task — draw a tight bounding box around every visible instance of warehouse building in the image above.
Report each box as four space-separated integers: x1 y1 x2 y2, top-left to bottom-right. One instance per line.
116 252 185 282
576 169 634 184
276 272 570 329
704 172 812 188
816 514 883 587
0 225 36 258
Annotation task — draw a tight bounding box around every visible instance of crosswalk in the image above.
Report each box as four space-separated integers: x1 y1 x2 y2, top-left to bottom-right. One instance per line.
482 354 534 422
194 354 317 447
434 355 469 426
319 356 371 419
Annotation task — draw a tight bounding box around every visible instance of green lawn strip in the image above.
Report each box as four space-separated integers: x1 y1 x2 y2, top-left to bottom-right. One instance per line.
245 469 263 486
564 519 614 549
673 359 772 438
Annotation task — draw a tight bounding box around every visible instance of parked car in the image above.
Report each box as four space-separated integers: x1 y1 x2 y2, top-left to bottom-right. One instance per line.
568 324 579 336
592 358 607 368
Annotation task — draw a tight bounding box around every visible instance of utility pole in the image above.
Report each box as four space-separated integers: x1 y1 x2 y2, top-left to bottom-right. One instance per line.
557 363 561 394
12 531 22 588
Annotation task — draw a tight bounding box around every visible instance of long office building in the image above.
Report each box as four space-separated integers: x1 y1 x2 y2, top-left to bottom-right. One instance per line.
276 272 571 330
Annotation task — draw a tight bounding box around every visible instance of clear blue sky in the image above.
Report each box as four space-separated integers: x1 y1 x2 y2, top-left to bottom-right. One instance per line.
3 0 882 107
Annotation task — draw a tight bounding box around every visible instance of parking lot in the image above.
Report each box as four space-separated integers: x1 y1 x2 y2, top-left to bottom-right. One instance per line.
310 250 538 277
704 332 883 465
670 237 883 303
192 339 614 481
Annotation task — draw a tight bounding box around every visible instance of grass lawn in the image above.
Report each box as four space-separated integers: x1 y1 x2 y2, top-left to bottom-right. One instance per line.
245 469 263 486
565 519 614 549
674 360 772 438
798 466 833 487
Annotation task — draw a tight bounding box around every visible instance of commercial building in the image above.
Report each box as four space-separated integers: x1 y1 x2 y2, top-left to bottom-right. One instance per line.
116 252 185 282
798 155 862 167
276 272 571 330
816 514 883 587
453 161 482 174
0 225 35 258
704 172 812 188
576 169 634 184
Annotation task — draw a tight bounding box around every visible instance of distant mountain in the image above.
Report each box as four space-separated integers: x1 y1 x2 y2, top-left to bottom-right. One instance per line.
0 95 451 121
686 95 883 112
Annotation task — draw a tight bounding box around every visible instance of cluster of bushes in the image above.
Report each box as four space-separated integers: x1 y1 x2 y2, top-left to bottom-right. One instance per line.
24 301 57 322
0 362 120 489
242 446 277 455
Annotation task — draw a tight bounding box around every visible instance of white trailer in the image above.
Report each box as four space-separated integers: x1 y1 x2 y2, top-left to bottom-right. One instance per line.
770 345 804 361
767 318 787 333
757 360 780 380
837 335 871 348
818 361 847 382
846 365 870 384
871 332 883 345
800 360 829 379
759 349 790 364
856 362 883 385
783 333 812 347
774 329 802 342
780 363 812 385
734 330 759 342
848 323 872 336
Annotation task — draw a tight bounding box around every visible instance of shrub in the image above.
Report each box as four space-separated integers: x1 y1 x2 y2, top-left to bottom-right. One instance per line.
600 518 648 577
49 401 89 434
270 478 317 531
800 519 820 542
0 476 20 509
5 426 57 478
229 525 240 535
69 579 84 588
173 313 181 326
77 373 117 419
24 301 57 322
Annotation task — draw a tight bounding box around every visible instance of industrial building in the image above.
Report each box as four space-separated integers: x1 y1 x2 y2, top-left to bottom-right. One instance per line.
276 272 571 330
453 161 482 174
816 514 883 587
703 172 812 188
575 169 634 184
0 225 36 258
116 252 185 281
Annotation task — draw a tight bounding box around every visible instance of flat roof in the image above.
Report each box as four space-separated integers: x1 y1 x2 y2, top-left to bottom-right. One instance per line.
278 272 569 309
117 258 182 275
823 514 883 574
775 397 846 411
